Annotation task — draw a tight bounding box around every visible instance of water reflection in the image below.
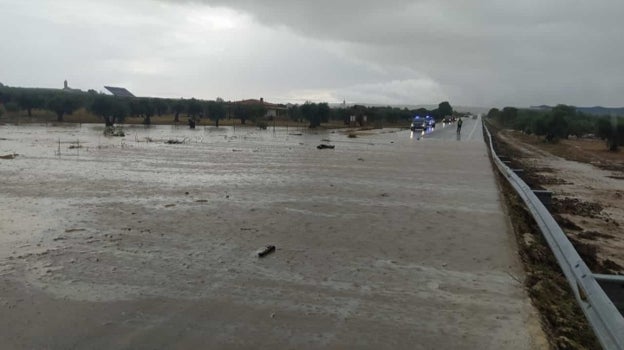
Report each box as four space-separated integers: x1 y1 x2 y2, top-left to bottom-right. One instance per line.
410 129 425 140
409 126 435 140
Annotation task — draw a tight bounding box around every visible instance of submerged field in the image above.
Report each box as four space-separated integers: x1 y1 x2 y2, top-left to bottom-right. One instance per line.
0 122 543 349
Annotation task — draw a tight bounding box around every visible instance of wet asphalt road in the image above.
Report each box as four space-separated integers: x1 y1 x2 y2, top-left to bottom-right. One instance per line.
0 118 544 349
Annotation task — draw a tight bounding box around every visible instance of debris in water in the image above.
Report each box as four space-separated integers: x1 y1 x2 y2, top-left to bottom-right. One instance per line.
258 245 276 257
104 126 125 137
317 144 335 149
0 153 17 159
65 228 86 233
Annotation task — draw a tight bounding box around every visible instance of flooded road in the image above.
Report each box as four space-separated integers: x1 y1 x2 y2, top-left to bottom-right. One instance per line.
0 121 545 349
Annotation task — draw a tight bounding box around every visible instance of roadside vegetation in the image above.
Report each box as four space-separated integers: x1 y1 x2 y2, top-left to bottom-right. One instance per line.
487 105 624 151
0 85 460 130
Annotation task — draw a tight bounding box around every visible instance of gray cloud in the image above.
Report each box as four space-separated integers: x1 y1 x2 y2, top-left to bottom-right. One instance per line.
2 0 623 106
164 0 624 106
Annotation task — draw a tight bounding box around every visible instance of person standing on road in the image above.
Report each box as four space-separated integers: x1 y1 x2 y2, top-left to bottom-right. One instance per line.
456 117 463 134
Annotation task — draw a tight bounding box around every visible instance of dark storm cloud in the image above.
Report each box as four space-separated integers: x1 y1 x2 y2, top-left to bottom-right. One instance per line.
164 0 624 106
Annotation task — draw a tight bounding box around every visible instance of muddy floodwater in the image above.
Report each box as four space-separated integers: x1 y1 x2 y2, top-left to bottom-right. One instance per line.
0 122 545 349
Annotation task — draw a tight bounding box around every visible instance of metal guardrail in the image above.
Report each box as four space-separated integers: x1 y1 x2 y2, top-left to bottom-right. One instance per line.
483 124 624 350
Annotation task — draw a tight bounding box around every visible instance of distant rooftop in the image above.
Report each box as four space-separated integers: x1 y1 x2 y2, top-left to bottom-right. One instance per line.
237 98 286 109
104 86 135 97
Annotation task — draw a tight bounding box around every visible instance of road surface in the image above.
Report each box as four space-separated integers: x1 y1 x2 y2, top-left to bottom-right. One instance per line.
0 119 545 349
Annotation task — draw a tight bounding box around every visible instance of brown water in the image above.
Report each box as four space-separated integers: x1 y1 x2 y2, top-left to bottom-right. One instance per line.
0 121 544 349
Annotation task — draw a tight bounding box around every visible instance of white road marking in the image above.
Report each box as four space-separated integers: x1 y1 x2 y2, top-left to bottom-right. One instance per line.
467 117 480 140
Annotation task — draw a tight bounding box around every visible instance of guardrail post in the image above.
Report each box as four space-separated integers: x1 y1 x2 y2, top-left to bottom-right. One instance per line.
532 190 553 210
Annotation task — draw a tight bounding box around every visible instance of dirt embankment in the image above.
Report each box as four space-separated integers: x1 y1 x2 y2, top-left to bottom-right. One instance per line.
494 129 624 275
496 174 600 349
485 127 605 349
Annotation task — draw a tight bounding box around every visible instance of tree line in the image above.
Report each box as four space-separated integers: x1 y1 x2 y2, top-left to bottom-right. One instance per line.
0 86 456 129
0 87 247 127
288 101 454 127
487 105 624 151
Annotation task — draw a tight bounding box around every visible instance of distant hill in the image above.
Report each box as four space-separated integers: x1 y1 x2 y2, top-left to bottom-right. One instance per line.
530 105 624 116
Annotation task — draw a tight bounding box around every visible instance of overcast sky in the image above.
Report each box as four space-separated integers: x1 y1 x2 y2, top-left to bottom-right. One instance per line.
1 0 623 107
